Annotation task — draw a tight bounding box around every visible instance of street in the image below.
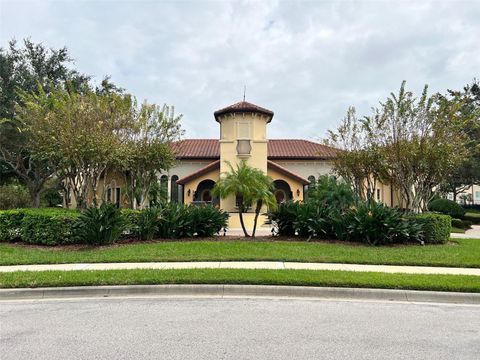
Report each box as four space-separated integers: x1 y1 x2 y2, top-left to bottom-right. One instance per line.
1 296 479 359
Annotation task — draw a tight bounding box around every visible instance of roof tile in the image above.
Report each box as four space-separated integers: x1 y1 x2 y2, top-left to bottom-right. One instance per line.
172 139 338 160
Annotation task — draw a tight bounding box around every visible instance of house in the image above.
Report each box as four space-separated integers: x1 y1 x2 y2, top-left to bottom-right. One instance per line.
66 100 399 227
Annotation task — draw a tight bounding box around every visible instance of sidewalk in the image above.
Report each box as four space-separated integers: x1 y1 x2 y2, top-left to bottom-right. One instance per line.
451 225 480 239
1 261 479 276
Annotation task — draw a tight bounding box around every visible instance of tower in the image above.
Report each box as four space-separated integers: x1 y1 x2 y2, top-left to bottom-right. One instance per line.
213 101 274 212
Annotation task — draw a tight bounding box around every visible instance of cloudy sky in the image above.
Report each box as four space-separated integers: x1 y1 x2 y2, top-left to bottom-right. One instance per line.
1 0 479 140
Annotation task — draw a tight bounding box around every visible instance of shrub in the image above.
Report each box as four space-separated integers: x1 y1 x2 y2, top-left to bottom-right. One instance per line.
76 203 126 245
0 184 31 209
451 218 472 230
138 207 162 241
269 201 300 236
189 205 229 237
307 175 355 210
344 201 423 246
0 210 25 242
121 209 142 238
293 202 329 239
414 213 451 244
21 209 80 245
428 199 465 218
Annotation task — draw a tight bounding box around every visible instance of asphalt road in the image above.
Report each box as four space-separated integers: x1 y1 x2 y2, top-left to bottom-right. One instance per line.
1 297 479 360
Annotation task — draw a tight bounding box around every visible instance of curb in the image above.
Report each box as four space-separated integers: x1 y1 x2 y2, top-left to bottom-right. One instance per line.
1 285 479 304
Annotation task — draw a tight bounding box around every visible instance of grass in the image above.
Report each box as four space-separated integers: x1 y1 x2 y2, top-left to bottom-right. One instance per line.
451 227 465 233
0 268 478 292
1 238 480 268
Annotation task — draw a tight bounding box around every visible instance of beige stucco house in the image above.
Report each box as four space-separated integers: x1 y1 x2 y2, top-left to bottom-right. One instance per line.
66 100 400 228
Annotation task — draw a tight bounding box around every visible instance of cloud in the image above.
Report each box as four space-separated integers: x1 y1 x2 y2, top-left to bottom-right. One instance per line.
1 0 479 140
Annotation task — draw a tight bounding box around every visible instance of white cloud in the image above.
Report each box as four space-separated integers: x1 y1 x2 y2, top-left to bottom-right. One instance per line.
1 0 479 140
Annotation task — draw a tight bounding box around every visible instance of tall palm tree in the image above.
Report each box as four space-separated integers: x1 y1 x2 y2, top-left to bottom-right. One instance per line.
212 160 276 237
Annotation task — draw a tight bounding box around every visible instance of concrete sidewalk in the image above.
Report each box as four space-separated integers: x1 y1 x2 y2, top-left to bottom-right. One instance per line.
1 261 479 276
451 225 480 239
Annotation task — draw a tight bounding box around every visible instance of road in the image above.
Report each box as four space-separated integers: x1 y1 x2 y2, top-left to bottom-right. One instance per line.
1 296 479 359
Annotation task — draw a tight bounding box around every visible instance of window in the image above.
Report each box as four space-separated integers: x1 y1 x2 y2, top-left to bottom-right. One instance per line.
170 175 179 203
476 191 480 199
376 189 381 201
237 122 250 139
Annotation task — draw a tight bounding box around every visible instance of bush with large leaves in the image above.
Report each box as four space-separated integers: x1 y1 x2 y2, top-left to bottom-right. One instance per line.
344 201 423 246
77 203 126 245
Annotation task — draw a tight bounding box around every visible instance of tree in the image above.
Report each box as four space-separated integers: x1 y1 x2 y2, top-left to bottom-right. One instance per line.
212 161 276 237
17 85 131 209
438 79 480 199
326 107 384 201
118 102 183 209
0 39 89 206
328 81 466 212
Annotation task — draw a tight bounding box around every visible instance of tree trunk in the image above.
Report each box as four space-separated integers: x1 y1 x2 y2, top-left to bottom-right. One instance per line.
252 200 262 238
238 207 250 237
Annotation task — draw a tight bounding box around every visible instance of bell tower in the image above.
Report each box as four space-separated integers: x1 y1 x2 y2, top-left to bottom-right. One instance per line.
213 101 274 212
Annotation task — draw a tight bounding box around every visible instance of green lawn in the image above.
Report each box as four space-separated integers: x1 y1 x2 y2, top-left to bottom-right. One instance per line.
451 227 465 233
0 268 478 292
1 238 479 267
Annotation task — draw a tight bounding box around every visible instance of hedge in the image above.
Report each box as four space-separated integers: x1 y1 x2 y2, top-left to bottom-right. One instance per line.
428 199 465 219
0 205 228 246
415 213 451 244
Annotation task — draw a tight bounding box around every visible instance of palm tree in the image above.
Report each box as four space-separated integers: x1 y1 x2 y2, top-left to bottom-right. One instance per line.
212 160 276 237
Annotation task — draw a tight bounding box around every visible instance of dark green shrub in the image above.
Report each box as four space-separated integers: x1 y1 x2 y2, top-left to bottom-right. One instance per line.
345 201 423 246
138 207 162 241
189 205 229 237
293 202 328 239
156 202 192 238
428 199 465 218
451 218 472 230
76 203 126 245
0 184 31 209
21 209 80 245
121 209 142 238
269 201 301 236
415 213 451 244
0 210 25 242
464 213 480 225
307 175 355 210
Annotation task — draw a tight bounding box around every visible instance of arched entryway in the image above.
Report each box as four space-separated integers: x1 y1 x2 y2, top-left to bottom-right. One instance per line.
273 180 292 204
193 179 219 205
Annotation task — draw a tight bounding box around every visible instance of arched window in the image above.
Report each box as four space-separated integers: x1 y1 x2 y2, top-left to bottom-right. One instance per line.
160 175 168 202
170 175 179 203
308 176 316 186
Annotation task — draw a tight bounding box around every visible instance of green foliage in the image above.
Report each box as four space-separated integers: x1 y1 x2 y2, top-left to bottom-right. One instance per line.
121 209 142 238
189 205 229 237
414 213 451 244
269 201 300 236
307 175 355 209
138 207 162 241
213 160 275 237
451 218 472 230
21 209 80 245
0 210 25 242
428 198 466 218
345 202 423 246
0 184 30 209
76 203 126 245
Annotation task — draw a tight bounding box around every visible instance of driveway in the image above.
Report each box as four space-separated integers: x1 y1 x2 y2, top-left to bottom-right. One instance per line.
1 297 479 359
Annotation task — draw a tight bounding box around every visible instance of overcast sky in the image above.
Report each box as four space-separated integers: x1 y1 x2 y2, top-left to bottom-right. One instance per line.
1 0 479 140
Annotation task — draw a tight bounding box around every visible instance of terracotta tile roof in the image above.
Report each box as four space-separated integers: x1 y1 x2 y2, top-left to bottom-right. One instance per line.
214 101 274 122
176 160 220 185
171 139 220 159
172 139 338 160
267 160 310 185
267 139 338 159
